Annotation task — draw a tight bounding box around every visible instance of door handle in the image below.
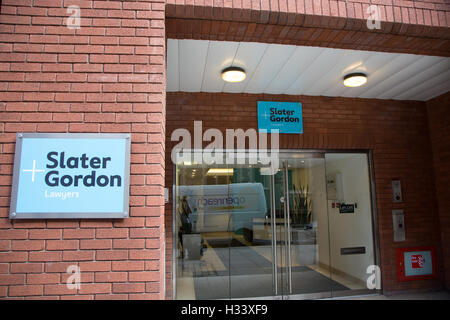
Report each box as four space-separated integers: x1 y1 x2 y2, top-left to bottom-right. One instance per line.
270 174 278 296
283 162 292 294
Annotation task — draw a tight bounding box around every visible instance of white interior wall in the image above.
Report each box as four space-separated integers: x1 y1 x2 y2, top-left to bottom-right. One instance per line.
309 161 330 267
325 154 375 283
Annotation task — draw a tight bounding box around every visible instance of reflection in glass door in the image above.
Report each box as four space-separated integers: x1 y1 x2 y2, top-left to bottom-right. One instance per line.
174 151 378 299
228 166 276 299
273 153 378 298
175 161 277 299
274 156 336 298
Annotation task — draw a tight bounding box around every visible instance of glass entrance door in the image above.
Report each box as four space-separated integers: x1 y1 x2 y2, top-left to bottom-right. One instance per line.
272 152 378 299
272 155 335 299
174 151 378 299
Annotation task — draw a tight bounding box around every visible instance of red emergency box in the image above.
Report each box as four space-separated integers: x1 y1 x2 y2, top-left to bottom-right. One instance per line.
396 246 437 282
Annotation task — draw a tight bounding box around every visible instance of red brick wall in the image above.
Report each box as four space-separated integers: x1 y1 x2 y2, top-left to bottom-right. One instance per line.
0 0 166 299
427 92 450 290
164 92 444 297
166 0 450 56
166 0 450 29
0 0 448 301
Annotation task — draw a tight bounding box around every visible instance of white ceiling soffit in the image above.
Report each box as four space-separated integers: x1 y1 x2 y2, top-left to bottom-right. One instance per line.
166 39 450 101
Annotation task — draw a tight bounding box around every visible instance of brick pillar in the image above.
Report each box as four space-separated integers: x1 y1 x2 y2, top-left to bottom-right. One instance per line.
0 0 166 299
427 92 450 290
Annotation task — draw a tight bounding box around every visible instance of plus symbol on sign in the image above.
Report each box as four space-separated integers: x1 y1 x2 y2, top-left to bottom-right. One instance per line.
22 160 45 182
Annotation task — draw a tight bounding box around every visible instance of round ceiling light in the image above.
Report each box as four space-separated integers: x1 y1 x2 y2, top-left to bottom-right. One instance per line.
343 73 367 87
221 67 246 83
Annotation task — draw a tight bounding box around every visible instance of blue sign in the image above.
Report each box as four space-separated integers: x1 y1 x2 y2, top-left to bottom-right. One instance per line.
257 101 303 134
10 133 130 219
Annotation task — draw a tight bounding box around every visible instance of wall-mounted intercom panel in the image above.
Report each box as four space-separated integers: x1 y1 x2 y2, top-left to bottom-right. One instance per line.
392 209 405 242
327 172 344 201
392 180 403 203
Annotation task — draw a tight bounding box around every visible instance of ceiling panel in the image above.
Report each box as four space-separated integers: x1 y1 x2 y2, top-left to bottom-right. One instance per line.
178 40 209 92
244 44 297 93
397 68 450 100
167 39 450 101
376 56 445 100
223 42 269 93
358 54 423 99
266 46 324 94
201 41 240 92
166 39 179 92
336 52 395 97
285 49 344 95
419 80 450 101
383 58 450 100
305 49 373 96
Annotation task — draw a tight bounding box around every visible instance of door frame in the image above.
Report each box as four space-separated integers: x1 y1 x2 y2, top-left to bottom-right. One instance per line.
171 149 382 299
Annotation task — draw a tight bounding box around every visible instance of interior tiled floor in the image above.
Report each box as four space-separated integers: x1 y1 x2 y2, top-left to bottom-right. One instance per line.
175 234 363 299
308 264 366 290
